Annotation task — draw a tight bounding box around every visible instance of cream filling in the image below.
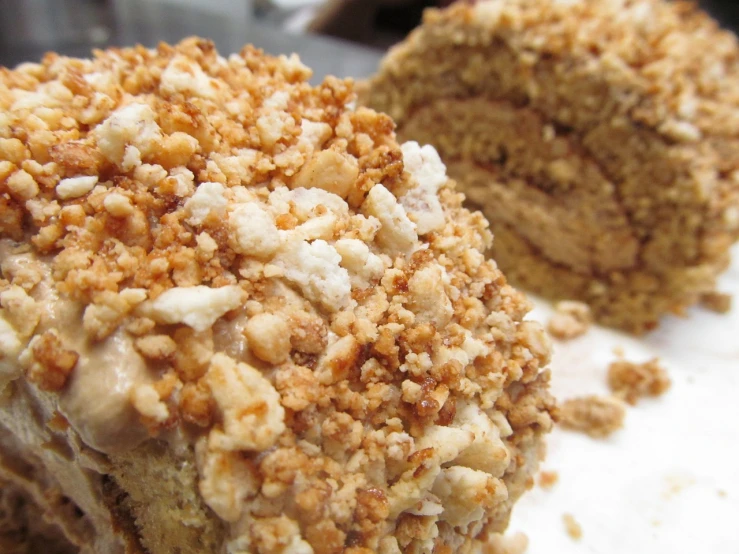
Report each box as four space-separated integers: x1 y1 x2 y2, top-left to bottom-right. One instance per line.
0 240 152 455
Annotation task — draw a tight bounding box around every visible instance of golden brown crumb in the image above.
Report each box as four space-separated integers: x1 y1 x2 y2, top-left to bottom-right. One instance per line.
547 300 592 340
562 513 582 541
179 380 214 428
24 331 79 391
559 395 625 438
538 470 559 490
701 292 733 314
607 358 671 405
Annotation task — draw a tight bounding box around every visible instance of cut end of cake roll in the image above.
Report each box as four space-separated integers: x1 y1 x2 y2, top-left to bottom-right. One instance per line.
362 0 739 334
0 38 554 553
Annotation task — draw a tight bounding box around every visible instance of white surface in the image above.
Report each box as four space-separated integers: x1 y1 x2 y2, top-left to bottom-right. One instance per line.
509 243 739 553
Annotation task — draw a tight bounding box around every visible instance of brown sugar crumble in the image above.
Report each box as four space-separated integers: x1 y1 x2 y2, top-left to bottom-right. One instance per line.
562 513 583 541
547 300 592 340
537 470 559 490
559 396 626 438
608 358 671 405
0 38 556 554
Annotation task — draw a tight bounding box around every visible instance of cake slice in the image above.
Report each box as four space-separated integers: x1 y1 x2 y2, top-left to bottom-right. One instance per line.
0 38 554 553
362 0 739 333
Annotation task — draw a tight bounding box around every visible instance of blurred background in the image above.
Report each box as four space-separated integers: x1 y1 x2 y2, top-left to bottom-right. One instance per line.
0 0 738 80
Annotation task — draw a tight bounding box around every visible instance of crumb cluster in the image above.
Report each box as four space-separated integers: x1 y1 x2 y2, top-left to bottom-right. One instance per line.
558 396 625 439
362 0 739 333
0 38 555 553
607 358 671 405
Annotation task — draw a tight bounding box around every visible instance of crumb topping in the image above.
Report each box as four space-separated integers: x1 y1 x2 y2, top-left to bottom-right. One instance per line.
0 38 554 552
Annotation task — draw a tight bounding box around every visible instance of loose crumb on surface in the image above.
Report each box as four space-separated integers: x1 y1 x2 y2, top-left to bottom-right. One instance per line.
538 470 559 490
547 300 592 340
562 513 582 541
559 395 625 438
607 358 671 405
700 292 732 314
718 489 727 498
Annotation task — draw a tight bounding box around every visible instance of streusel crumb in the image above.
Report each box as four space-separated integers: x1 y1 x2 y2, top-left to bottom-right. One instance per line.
607 358 671 405
0 38 554 553
559 396 625 438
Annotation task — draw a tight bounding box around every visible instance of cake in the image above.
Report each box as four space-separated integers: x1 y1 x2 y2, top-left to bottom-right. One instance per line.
0 38 555 553
361 0 739 333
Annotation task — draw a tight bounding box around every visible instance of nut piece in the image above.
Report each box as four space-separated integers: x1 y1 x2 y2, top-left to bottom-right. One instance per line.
142 285 245 332
291 149 359 199
244 312 291 365
558 395 625 438
56 176 98 200
196 437 259 522
362 184 417 254
607 358 671 405
205 353 286 452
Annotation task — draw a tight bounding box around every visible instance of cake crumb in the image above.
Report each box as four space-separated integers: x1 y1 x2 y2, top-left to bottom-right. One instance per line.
718 489 727 498
607 358 671 405
562 513 582 541
538 470 559 490
547 301 592 340
700 292 732 314
559 395 625 438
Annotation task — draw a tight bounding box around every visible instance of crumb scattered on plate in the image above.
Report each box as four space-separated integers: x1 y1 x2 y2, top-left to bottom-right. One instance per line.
559 395 625 438
547 300 592 340
538 470 559 490
562 513 583 541
608 358 671 405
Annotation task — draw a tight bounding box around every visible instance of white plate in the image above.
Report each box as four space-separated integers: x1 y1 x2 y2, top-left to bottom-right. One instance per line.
508 244 739 553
